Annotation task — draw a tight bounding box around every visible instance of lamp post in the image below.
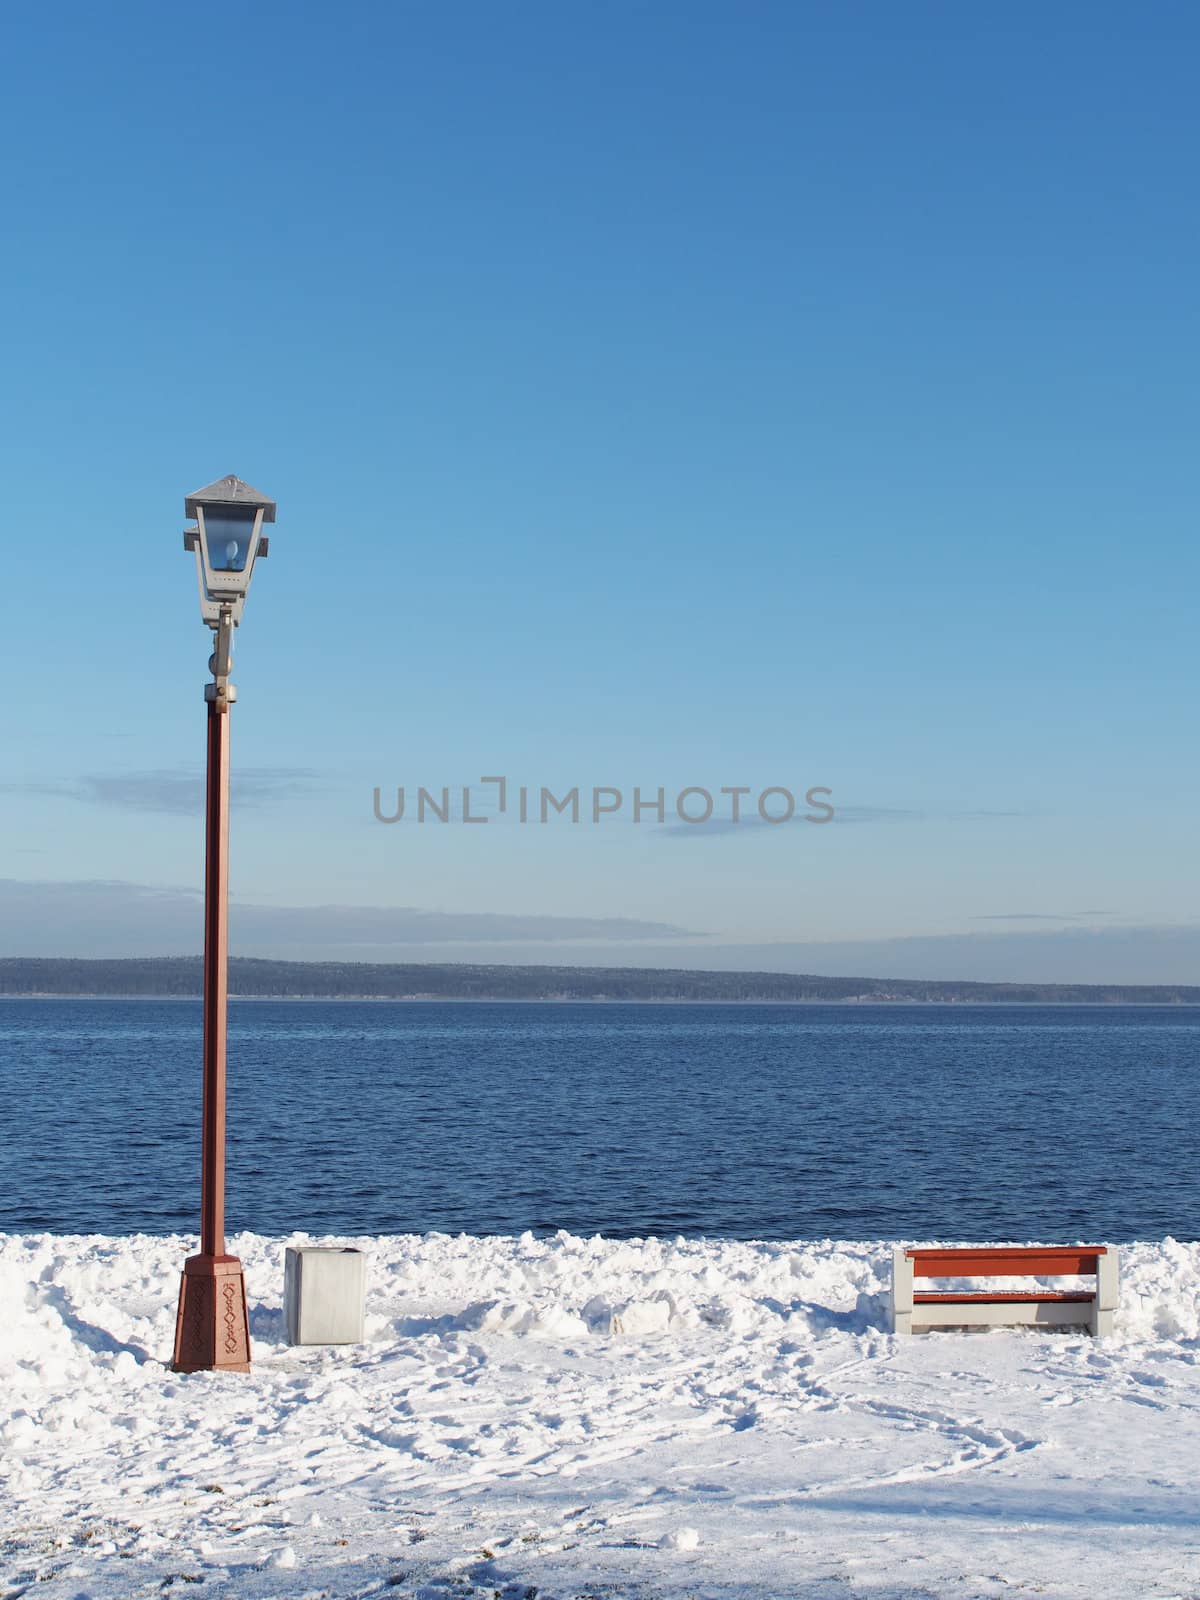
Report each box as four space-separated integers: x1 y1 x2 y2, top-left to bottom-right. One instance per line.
172 474 276 1375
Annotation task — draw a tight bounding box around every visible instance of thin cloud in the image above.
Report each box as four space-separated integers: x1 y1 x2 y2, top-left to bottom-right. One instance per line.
662 804 1036 837
974 910 1116 923
3 769 322 815
661 815 834 837
837 806 1035 825
0 879 699 957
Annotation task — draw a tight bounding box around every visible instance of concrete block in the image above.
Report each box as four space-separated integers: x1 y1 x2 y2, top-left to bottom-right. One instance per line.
285 1246 366 1346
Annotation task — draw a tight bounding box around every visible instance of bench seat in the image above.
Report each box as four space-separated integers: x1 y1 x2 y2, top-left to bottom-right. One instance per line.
893 1245 1118 1336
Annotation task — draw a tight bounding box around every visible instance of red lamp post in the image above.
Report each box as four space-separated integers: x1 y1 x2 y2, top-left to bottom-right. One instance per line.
172 475 276 1375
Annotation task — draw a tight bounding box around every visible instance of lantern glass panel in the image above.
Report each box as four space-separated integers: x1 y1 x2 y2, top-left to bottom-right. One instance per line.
204 507 257 572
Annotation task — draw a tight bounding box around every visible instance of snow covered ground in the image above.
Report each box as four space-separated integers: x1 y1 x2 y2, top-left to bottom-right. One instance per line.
3 1231 1199 1600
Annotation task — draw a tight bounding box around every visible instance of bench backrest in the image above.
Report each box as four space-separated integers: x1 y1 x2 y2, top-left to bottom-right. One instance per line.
906 1246 1107 1279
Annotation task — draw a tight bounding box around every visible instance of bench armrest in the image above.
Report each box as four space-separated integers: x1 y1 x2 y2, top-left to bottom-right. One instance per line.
892 1246 914 1333
1097 1247 1119 1312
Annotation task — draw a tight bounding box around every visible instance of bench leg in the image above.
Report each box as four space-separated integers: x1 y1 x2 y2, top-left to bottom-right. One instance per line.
892 1246 914 1335
1092 1248 1119 1338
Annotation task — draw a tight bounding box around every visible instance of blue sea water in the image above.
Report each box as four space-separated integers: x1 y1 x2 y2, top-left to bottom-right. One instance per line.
0 999 1196 1240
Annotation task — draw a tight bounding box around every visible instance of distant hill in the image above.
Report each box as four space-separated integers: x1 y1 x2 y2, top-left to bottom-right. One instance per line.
0 956 1197 1004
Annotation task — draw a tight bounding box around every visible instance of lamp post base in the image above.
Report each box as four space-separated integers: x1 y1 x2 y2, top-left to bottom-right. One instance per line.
172 1254 251 1373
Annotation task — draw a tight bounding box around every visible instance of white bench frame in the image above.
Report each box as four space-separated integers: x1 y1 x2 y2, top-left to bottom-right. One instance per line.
892 1245 1119 1337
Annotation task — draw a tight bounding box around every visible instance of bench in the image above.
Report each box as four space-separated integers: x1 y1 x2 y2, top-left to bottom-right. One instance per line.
892 1245 1118 1337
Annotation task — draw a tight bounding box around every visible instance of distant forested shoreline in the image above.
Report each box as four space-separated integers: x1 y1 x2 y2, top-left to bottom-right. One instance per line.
0 956 1197 1004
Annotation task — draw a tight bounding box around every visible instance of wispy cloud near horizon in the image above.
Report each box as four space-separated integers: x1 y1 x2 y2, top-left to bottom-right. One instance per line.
0 878 1196 983
0 878 700 956
973 910 1116 922
2 769 323 815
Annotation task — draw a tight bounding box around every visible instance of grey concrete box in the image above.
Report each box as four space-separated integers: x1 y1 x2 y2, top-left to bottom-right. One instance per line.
284 1246 367 1345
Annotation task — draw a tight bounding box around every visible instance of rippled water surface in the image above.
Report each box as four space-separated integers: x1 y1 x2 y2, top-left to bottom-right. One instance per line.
1 1000 1197 1238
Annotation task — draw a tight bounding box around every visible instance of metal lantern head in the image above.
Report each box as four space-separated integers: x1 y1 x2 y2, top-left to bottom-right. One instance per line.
184 475 276 625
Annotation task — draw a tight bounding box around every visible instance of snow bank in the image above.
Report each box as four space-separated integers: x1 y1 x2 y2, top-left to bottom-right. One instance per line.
2 1230 1199 1599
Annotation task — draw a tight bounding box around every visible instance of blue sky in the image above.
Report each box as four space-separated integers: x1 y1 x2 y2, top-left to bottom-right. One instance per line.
1 2 1197 980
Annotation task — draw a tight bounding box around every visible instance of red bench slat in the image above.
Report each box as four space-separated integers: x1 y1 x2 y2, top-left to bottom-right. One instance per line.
907 1247 1104 1278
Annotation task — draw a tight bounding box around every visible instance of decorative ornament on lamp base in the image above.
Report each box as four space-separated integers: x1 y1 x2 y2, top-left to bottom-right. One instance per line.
173 1253 250 1374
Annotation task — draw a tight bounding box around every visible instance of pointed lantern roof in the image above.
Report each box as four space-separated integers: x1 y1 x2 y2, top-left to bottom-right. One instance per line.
185 474 276 523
